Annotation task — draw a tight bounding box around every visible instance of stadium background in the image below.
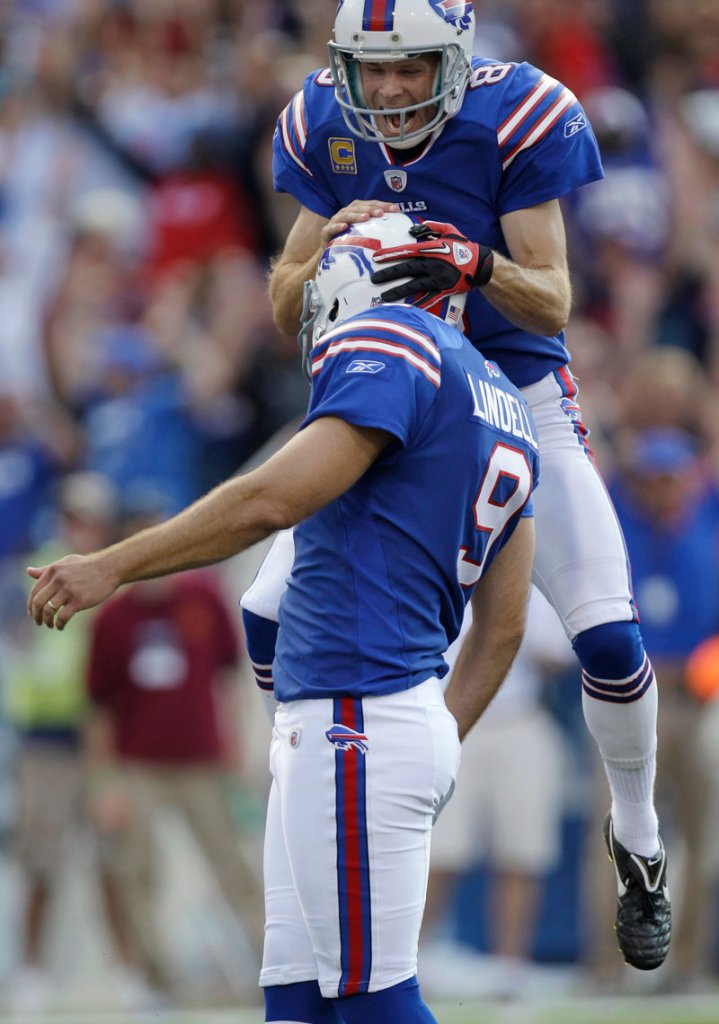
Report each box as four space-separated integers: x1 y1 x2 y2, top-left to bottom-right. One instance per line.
0 0 718 1019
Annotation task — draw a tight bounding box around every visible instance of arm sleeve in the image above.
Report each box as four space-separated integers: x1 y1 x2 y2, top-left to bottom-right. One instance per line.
302 315 441 447
496 62 604 216
272 74 339 218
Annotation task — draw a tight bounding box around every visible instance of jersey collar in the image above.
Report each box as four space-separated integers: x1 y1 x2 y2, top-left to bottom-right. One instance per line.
378 124 445 167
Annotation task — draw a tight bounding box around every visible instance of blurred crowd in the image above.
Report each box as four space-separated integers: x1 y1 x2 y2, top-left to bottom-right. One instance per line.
1 0 719 1013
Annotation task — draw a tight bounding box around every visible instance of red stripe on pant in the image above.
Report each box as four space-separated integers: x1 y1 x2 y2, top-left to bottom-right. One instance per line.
556 364 575 397
341 696 365 995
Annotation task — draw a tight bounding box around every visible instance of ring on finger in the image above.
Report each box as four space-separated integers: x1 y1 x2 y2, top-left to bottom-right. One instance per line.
47 600 58 612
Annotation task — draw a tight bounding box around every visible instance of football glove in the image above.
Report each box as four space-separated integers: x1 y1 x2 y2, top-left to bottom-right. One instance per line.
370 221 494 303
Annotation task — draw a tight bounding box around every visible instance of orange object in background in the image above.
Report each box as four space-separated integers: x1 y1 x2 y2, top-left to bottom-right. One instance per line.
685 636 719 701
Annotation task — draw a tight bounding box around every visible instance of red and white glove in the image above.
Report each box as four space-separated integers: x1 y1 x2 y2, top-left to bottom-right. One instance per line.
370 221 494 304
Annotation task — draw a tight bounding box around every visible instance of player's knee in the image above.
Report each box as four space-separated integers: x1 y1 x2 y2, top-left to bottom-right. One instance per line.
264 980 342 1023
572 620 646 679
332 976 437 1023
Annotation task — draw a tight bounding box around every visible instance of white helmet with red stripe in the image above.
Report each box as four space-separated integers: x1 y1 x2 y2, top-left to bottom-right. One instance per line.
298 212 466 377
329 0 475 147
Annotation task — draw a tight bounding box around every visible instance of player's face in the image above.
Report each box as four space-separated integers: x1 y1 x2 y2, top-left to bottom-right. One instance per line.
358 54 439 142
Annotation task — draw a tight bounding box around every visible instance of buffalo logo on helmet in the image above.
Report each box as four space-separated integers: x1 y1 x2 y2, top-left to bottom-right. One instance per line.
429 0 473 31
326 724 369 754
320 244 372 276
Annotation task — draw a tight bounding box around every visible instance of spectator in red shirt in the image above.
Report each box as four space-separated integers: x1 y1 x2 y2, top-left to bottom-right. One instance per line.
85 497 265 1000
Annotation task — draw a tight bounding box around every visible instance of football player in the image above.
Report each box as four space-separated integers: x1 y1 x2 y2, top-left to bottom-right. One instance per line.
244 0 671 975
27 213 538 1024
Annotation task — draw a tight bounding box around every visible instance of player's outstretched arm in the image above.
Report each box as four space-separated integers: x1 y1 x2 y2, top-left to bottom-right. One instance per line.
444 517 535 740
27 417 392 631
269 199 399 334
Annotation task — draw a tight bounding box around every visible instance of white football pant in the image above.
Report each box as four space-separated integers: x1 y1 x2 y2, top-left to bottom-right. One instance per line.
260 678 460 997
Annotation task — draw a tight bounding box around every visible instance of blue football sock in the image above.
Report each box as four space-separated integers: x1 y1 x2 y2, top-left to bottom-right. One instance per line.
265 980 343 1023
333 976 437 1023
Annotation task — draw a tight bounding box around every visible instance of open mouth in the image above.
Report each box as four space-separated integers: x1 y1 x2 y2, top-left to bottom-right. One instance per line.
379 110 416 134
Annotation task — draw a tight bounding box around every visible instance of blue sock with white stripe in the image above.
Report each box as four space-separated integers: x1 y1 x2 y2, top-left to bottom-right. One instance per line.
264 980 343 1023
333 977 437 1023
573 621 659 856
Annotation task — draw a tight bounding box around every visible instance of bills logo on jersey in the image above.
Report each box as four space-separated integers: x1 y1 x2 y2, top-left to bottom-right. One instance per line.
484 359 501 378
564 112 587 138
430 0 473 30
560 396 591 437
398 199 428 213
326 724 369 754
329 137 358 174
346 359 386 374
560 397 582 422
452 241 473 266
560 397 591 445
384 168 407 192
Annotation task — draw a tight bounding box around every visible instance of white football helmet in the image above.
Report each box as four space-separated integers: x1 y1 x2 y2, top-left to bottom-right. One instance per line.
298 212 467 378
328 0 475 147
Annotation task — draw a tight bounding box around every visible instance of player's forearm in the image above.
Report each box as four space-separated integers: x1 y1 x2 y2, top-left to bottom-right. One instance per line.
443 621 523 740
481 252 571 336
28 418 391 630
102 474 286 587
444 519 534 739
269 249 323 335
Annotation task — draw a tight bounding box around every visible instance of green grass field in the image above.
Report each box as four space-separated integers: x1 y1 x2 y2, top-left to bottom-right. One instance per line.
428 996 719 1024
14 996 719 1024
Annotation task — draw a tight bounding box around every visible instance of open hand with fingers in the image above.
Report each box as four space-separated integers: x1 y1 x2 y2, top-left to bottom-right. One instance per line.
371 221 494 303
320 198 401 250
26 553 118 630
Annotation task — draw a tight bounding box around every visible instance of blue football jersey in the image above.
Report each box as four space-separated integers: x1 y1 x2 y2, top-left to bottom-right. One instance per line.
273 58 604 388
610 480 719 659
273 304 540 701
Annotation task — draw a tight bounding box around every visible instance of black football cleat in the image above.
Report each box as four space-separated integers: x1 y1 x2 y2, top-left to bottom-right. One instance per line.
604 814 671 970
